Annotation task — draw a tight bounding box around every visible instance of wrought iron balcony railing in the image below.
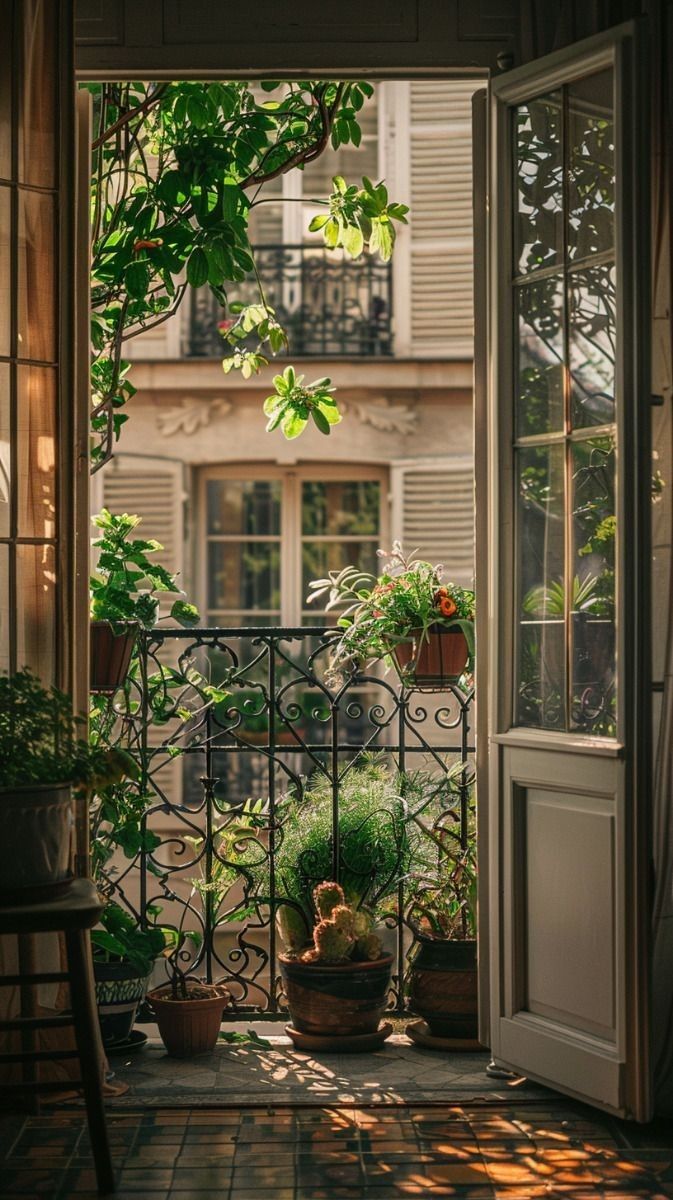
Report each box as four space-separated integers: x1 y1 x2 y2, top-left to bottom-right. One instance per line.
186 244 393 359
98 626 474 1017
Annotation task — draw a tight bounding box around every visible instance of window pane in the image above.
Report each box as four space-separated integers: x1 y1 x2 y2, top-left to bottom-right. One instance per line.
0 363 9 536
0 1 10 180
206 480 281 536
515 92 563 275
0 185 10 357
18 0 57 187
302 541 378 603
569 263 616 428
248 201 283 245
16 541 55 683
17 365 56 537
568 70 614 262
0 544 9 675
571 435 616 734
208 542 280 612
18 189 56 363
516 444 566 729
302 480 380 536
516 275 565 436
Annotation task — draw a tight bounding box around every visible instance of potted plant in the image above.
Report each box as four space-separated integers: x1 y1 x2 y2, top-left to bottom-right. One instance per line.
221 755 413 1048
147 925 231 1057
90 508 199 693
0 670 134 894
405 770 479 1042
308 542 475 691
91 901 168 1048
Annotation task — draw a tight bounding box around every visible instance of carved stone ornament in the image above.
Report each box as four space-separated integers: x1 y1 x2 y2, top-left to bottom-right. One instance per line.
342 398 418 436
157 396 233 436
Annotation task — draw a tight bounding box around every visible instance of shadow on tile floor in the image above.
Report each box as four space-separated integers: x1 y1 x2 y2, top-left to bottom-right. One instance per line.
1 1100 673 1200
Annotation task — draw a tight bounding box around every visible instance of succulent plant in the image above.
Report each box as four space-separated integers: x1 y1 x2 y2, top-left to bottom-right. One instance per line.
312 917 355 964
313 881 346 920
295 884 383 965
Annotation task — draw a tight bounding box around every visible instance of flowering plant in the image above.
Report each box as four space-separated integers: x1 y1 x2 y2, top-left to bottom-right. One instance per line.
307 543 475 683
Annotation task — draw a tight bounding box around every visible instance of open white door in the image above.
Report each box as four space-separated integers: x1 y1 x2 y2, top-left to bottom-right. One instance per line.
483 23 652 1119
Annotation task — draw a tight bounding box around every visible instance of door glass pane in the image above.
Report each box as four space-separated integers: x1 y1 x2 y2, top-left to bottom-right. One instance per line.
0 363 9 536
515 92 563 275
17 190 56 363
207 542 281 613
302 480 380 536
17 365 56 537
16 542 55 682
302 540 379 601
0 185 10 357
0 544 8 676
206 479 281 536
569 264 616 428
568 70 614 261
516 275 565 436
0 0 11 180
516 444 566 729
18 0 57 188
571 435 616 734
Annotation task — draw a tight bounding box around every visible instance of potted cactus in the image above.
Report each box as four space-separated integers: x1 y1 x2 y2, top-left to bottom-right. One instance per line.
280 882 393 1047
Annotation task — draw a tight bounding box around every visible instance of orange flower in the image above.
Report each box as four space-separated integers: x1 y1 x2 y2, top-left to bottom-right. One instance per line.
434 588 457 619
133 238 163 252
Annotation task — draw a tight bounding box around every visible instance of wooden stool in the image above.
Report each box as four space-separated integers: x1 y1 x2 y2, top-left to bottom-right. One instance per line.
0 878 114 1194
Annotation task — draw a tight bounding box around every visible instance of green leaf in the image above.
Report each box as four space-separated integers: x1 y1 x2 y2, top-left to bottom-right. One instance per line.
312 407 331 435
170 600 200 627
186 247 209 287
281 410 308 439
308 213 329 232
342 223 364 258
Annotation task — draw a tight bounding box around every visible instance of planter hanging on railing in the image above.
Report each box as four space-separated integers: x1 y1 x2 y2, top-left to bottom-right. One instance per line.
90 620 138 694
391 624 470 691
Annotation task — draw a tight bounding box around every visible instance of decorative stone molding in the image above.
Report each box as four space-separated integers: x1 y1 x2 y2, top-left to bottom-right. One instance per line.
343 398 418 436
157 396 232 436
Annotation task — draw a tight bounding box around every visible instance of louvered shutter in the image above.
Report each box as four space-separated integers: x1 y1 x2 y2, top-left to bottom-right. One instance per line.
100 455 186 813
408 80 480 358
391 457 474 587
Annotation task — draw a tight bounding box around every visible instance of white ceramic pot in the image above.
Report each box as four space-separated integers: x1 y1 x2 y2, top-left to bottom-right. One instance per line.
0 783 73 891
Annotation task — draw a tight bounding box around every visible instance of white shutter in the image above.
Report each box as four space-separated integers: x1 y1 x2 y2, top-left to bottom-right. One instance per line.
408 80 480 358
391 456 474 587
100 454 187 814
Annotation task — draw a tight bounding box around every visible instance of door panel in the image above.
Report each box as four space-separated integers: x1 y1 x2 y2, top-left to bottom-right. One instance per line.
487 24 651 1118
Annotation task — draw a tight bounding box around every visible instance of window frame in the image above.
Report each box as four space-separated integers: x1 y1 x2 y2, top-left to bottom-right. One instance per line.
198 462 389 627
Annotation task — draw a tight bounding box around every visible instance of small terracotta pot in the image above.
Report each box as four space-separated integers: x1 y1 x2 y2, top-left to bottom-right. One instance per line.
392 624 469 690
148 985 229 1057
0 783 72 893
408 937 478 1039
90 620 138 694
280 953 392 1038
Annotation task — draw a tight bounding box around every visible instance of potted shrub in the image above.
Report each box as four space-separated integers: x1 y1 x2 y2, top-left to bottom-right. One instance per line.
92 901 168 1048
406 771 479 1042
307 542 475 691
0 670 135 894
90 508 199 693
147 927 231 1057
221 755 413 1048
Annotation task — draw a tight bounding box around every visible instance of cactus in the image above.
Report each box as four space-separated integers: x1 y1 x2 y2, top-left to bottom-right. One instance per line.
313 917 354 963
331 905 355 935
277 903 310 957
354 931 383 962
313 881 345 920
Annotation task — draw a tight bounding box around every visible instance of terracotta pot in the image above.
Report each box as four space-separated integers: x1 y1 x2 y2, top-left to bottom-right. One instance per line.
0 783 72 893
148 985 229 1057
280 953 392 1038
90 620 138 694
392 624 469 690
408 936 478 1039
94 961 152 1048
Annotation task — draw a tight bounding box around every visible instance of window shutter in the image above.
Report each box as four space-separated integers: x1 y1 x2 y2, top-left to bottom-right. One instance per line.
100 455 186 813
391 457 474 587
409 80 480 358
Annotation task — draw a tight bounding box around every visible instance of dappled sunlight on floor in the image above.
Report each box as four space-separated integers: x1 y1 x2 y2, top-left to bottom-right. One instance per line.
1 1100 672 1199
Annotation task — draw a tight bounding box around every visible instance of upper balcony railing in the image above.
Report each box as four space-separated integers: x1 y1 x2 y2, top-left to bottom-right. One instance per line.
185 244 393 359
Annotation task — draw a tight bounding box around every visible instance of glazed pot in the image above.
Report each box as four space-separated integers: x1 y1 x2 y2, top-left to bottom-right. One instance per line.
408 936 478 1039
90 620 138 694
392 625 469 690
148 985 229 1057
280 953 393 1037
0 783 72 893
94 960 152 1048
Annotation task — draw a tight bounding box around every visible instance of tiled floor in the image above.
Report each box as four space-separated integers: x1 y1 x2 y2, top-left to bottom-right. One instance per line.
1 1101 672 1200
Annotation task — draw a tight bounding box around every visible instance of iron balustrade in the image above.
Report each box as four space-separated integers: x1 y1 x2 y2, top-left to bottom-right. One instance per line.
186 244 393 358
100 626 474 1018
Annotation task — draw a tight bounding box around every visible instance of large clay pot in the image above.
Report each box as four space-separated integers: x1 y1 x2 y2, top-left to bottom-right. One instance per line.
94 961 152 1048
408 937 478 1038
392 624 469 690
90 620 138 694
148 985 229 1057
0 783 72 893
280 953 392 1037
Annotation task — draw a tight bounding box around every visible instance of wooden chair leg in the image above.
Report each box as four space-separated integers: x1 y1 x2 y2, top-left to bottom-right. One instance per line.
65 929 115 1195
